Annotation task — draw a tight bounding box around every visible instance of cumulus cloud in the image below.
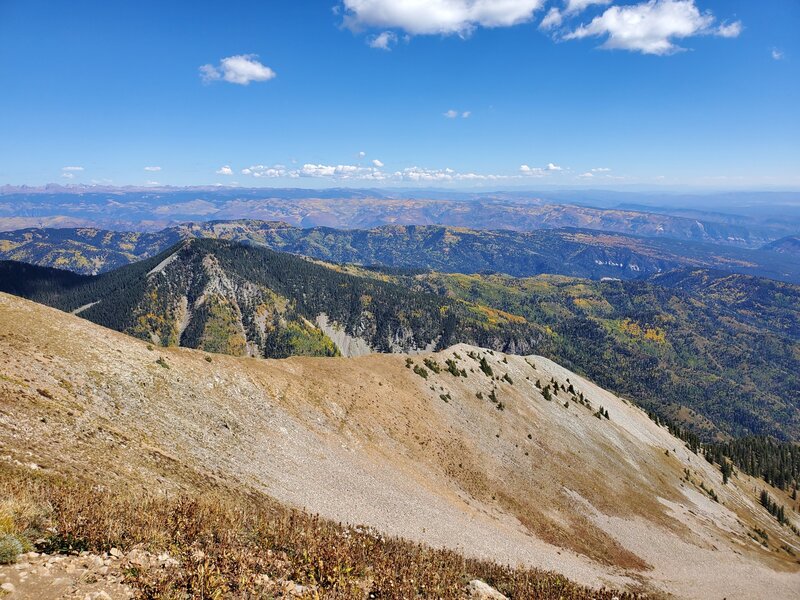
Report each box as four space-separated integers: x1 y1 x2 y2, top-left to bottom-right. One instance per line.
546 162 563 171
579 172 594 178
368 30 397 49
772 48 784 61
372 159 385 167
200 55 276 85
564 0 742 55
216 165 234 175
358 151 367 158
342 0 546 36
241 165 291 178
144 166 161 172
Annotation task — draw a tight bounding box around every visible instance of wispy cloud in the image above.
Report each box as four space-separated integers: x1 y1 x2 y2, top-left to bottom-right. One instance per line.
144 166 161 172
772 48 784 61
444 109 471 119
564 0 612 15
61 166 83 179
539 8 563 30
200 55 276 85
368 31 397 50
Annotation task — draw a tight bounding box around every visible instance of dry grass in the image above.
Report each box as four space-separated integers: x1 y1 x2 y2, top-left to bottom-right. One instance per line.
0 462 640 599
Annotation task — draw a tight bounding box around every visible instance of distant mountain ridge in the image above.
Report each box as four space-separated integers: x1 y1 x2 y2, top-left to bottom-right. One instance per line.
3 188 797 247
2 220 799 282
763 235 800 256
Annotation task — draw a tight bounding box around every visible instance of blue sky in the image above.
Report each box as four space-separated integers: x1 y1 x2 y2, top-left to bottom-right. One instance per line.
0 0 797 189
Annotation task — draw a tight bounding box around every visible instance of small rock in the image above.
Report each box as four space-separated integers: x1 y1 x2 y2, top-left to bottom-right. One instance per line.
467 579 508 600
109 547 123 559
1 582 16 593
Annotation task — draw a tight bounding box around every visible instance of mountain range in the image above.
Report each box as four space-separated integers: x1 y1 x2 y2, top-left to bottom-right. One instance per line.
3 220 800 283
3 187 799 248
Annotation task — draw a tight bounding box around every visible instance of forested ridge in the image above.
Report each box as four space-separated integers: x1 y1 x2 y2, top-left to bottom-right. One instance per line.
0 239 539 360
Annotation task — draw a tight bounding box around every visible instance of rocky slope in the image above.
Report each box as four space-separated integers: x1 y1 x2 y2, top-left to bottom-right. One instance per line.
1 293 798 599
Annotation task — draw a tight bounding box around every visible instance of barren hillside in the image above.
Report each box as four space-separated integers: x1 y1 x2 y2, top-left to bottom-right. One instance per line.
0 293 798 599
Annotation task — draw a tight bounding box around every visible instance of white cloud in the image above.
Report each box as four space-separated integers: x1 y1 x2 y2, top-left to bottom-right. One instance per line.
368 30 397 49
772 48 784 60
520 162 563 176
716 21 742 38
539 8 563 30
372 159 385 167
62 166 84 171
358 151 367 158
241 165 290 178
461 111 471 118
444 109 459 118
145 180 160 186
395 166 505 182
61 172 75 179
342 0 546 36
444 109 471 118
565 0 612 14
216 165 234 175
519 165 545 176
591 167 611 172
579 172 594 178
200 54 276 85
144 166 161 172
565 0 741 55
